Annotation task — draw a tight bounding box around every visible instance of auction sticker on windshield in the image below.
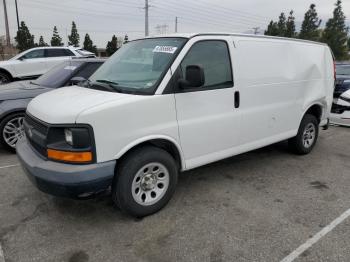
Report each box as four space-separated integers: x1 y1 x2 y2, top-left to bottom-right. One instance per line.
153 46 178 54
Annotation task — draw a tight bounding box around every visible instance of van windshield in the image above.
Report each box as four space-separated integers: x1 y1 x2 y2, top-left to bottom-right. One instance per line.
89 37 186 94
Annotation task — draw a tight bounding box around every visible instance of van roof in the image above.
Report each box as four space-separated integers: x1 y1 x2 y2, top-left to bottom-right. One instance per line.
143 32 328 46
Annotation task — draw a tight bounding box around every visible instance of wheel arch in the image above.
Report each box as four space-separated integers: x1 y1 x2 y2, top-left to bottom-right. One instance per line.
301 103 324 124
0 67 13 80
115 135 185 171
0 108 26 123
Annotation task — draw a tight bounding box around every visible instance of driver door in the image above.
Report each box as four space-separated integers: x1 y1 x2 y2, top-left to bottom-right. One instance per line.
173 37 241 169
15 49 47 78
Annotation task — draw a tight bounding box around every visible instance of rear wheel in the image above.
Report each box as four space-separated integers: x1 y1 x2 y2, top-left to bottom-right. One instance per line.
112 146 178 217
288 114 319 155
0 72 12 85
0 112 25 153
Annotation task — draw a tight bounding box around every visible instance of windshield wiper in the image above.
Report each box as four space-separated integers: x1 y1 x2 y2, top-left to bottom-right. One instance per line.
94 79 126 93
29 81 41 86
96 79 120 86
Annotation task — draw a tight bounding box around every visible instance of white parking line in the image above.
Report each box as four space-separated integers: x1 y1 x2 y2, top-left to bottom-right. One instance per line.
280 208 350 262
0 243 5 262
0 164 19 170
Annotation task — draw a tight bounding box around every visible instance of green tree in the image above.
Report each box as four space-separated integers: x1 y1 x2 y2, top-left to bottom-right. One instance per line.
38 36 48 47
106 35 118 56
83 33 97 54
68 21 80 47
123 34 129 44
299 4 322 41
265 21 279 36
15 21 35 52
277 13 287 36
285 10 296 38
321 0 349 60
51 26 63 46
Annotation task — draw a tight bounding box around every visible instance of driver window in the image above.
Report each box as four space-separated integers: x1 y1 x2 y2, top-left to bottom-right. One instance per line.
21 49 45 59
180 40 233 89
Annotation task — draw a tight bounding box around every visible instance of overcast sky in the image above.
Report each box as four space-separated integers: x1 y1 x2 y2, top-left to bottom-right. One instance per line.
1 0 350 48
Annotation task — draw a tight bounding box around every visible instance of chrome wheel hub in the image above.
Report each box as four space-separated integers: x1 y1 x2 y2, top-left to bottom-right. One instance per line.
302 123 316 148
3 116 25 148
132 162 170 206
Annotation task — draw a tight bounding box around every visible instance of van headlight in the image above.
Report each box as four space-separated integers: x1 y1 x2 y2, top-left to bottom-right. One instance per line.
46 126 95 164
64 129 73 146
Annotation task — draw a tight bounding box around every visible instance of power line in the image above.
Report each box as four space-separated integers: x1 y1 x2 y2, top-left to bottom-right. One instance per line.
151 3 267 28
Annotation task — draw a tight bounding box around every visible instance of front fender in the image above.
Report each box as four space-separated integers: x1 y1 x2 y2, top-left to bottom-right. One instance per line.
0 66 15 78
0 98 31 120
114 135 186 170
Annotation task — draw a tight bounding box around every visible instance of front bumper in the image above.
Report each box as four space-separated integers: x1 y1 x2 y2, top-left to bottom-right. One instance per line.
17 138 116 198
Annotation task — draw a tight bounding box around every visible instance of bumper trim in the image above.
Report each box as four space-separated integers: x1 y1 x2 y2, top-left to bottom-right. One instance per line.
17 138 116 198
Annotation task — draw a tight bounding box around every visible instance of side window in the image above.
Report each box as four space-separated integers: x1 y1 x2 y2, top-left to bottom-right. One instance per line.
64 49 76 56
46 49 70 58
74 63 103 79
180 40 233 89
21 49 45 59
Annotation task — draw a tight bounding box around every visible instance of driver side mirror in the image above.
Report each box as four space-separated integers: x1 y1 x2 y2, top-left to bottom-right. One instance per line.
178 65 205 89
70 76 86 85
18 57 25 61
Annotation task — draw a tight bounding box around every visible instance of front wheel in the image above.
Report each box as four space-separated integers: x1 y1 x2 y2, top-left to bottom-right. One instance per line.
0 72 12 85
112 146 178 217
0 112 25 153
288 114 319 155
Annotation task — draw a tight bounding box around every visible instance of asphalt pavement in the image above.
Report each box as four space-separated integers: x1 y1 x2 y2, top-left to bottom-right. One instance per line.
0 126 350 262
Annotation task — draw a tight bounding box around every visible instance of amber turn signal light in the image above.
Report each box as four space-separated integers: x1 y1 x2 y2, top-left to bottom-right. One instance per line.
47 149 92 163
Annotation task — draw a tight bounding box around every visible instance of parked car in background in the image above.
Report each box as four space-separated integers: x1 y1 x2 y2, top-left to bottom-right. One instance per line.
330 63 350 126
17 33 334 217
0 46 96 85
0 58 105 152
333 63 350 98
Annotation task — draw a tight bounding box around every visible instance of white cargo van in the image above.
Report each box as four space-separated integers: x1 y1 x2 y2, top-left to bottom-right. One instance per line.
17 33 334 217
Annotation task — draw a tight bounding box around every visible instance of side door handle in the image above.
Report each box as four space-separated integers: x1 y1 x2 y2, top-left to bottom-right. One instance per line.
234 91 240 108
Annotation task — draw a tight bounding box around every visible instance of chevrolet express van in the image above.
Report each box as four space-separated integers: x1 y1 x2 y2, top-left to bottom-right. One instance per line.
17 33 334 217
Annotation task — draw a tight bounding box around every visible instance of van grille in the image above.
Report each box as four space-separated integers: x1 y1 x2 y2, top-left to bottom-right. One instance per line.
23 114 48 157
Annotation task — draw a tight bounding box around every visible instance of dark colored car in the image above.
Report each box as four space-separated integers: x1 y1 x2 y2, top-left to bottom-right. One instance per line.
334 63 350 98
0 58 105 152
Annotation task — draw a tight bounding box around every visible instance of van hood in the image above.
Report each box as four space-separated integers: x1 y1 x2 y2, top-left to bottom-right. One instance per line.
27 86 135 123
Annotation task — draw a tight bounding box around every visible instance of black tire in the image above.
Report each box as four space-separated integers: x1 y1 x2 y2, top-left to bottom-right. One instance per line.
0 71 12 85
112 146 178 217
288 114 319 155
0 112 25 153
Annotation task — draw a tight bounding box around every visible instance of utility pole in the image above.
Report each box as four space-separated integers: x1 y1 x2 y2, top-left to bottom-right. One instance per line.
252 27 260 35
3 0 11 46
15 0 20 31
175 17 178 33
144 0 149 36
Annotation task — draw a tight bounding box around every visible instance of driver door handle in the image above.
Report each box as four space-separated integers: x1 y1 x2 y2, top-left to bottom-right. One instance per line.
234 91 240 108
